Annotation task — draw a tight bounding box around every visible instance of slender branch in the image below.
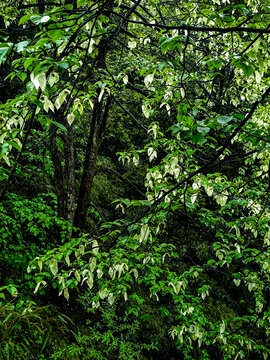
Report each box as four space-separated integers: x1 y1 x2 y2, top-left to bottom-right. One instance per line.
112 14 270 34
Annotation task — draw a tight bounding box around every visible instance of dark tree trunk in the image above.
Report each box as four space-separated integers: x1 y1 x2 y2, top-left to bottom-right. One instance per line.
74 95 112 230
63 124 75 226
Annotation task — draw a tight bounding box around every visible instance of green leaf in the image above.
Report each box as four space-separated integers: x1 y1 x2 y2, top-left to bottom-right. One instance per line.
28 97 44 109
30 15 42 25
0 143 10 161
55 89 69 109
0 43 12 63
38 73 47 92
67 113 75 125
24 57 35 70
140 224 150 243
17 72 27 82
92 240 99 255
34 282 41 294
57 61 68 70
78 0 87 6
48 72 59 87
99 287 109 299
241 64 254 77
15 41 29 53
31 72 47 91
64 288 69 300
159 36 184 53
86 272 93 289
48 29 62 42
6 141 21 152
51 121 67 133
49 258 58 276
18 14 32 25
217 116 233 125
197 126 210 135
8 286 17 297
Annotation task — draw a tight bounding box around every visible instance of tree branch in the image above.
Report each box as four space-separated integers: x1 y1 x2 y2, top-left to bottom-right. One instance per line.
113 14 270 34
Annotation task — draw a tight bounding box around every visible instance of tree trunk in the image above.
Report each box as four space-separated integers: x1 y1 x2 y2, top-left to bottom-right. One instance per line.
74 96 112 230
63 124 76 226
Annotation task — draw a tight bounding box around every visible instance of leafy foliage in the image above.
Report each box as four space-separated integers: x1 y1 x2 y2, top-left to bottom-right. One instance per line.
0 0 270 359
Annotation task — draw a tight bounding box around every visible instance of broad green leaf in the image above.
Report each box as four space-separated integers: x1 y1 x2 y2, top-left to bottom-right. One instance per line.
99 287 108 299
92 240 99 255
30 72 46 91
67 113 75 125
197 126 210 135
142 104 151 118
97 269 103 279
48 72 59 87
0 43 12 63
255 70 261 84
49 258 58 276
38 73 47 92
89 257 96 272
7 141 21 152
248 282 256 292
98 88 105 102
0 143 10 160
15 41 29 53
51 121 67 133
65 255 70 266
18 72 27 82
140 224 150 243
241 64 254 77
217 116 233 125
86 272 93 289
55 89 70 109
48 29 62 42
107 293 115 305
38 258 43 271
24 57 35 70
78 0 87 7
34 282 41 294
18 14 32 25
28 96 44 109
42 96 54 113
233 279 241 287
8 286 17 297
75 270 81 282
64 288 69 300
30 15 42 25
